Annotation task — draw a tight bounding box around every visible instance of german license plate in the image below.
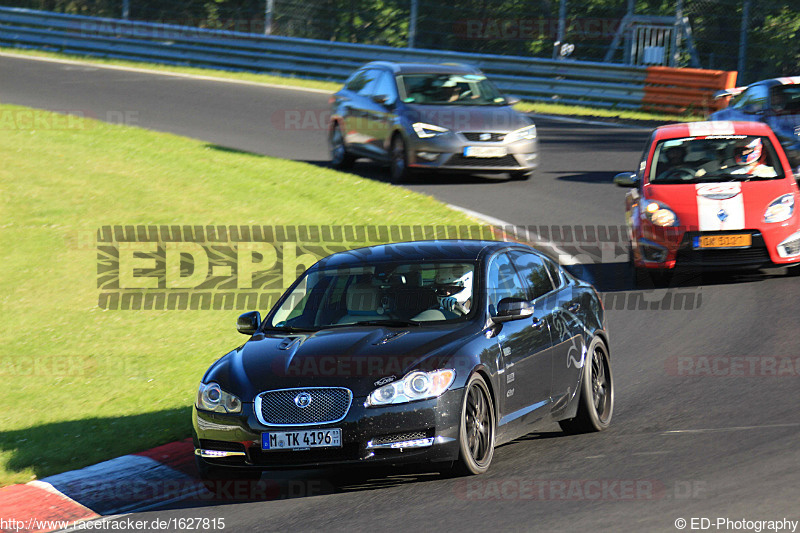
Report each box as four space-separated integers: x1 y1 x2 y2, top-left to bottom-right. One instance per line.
693 234 752 249
261 429 341 451
463 146 507 158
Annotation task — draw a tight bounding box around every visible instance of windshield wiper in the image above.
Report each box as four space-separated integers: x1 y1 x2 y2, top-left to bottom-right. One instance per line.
335 319 422 328
263 325 317 333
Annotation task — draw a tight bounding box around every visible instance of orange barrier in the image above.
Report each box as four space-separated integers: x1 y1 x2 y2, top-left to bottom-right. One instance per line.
643 67 738 116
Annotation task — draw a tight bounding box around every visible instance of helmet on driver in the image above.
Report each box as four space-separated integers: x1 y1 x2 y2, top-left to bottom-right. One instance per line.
735 138 762 165
433 264 473 300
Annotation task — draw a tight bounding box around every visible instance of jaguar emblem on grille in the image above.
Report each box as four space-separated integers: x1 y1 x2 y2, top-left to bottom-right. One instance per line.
480 133 491 141
294 392 313 408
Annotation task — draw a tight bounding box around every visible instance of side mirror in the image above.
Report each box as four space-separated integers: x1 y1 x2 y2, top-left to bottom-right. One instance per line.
237 311 261 335
494 298 534 322
504 95 521 106
714 87 745 100
614 172 640 188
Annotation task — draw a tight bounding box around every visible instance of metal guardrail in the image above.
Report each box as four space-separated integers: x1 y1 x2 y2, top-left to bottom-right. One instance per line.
0 7 733 112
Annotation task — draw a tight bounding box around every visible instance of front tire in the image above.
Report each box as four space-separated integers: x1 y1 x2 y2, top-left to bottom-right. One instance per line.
390 134 411 183
510 170 533 181
452 373 495 475
330 124 355 170
559 338 614 434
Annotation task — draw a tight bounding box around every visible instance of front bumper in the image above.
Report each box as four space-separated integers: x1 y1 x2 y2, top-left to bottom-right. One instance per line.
406 133 538 173
193 388 464 471
632 227 800 270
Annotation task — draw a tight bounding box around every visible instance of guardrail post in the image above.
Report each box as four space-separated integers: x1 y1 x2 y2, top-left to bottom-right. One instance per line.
670 0 682 67
408 0 417 48
265 0 274 35
737 0 750 84
553 0 566 60
122 0 129 20
623 0 634 64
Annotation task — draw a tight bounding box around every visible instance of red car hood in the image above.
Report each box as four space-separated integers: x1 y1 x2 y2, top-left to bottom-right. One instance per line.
644 181 792 231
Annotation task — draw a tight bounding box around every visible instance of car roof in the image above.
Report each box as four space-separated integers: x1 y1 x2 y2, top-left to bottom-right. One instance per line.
749 76 800 88
361 61 483 76
312 240 520 269
717 76 800 98
652 121 775 141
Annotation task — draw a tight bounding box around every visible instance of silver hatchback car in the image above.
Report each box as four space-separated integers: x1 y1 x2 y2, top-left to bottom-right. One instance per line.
329 62 538 183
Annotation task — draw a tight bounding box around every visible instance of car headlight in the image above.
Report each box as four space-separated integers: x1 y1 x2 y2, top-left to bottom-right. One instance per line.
412 122 449 139
366 369 456 407
764 194 794 223
643 200 679 227
196 382 242 413
506 124 537 143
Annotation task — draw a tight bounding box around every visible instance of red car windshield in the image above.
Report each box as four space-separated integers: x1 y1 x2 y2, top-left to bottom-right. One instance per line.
649 135 785 184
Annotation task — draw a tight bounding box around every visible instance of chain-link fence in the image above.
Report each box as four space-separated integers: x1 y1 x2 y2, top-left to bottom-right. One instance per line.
2 0 797 82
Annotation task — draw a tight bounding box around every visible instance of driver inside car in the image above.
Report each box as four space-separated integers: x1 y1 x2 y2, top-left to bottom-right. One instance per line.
731 138 777 177
696 138 777 179
664 145 687 168
656 145 688 179
440 81 462 102
434 265 473 315
409 265 473 321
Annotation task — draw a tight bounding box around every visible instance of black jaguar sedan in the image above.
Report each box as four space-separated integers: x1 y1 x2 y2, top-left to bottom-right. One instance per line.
193 240 612 483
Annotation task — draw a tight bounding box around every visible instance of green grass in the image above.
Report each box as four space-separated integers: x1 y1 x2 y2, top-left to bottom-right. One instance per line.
514 100 703 123
0 47 700 123
0 103 480 486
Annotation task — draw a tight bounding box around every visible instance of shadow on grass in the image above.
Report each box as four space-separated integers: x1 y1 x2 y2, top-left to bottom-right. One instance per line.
301 159 515 186
0 407 193 483
203 143 259 156
0 408 455 514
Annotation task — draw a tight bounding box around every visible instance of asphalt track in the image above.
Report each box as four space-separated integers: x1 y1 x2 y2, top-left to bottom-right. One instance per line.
2 54 799 532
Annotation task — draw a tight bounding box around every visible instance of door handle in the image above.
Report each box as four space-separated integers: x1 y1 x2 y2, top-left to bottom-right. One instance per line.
531 318 545 329
568 303 581 313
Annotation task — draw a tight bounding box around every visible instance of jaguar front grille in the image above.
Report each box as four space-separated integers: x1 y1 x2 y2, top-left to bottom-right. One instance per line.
255 387 353 426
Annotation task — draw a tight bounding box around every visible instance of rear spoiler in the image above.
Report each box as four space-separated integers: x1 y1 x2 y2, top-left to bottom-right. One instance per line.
713 86 747 99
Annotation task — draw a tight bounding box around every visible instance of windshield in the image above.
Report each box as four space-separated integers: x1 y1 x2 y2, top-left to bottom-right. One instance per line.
266 261 477 330
771 85 800 115
649 135 785 184
397 73 506 105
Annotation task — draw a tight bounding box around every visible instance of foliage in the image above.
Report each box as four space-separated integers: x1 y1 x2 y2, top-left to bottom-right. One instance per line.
2 0 798 90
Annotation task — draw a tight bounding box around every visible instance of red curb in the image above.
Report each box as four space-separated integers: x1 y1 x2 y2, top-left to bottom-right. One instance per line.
133 438 196 479
0 439 195 532
0 483 99 533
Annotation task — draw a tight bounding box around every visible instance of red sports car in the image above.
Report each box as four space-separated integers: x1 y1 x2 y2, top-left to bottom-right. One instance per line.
614 121 800 283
